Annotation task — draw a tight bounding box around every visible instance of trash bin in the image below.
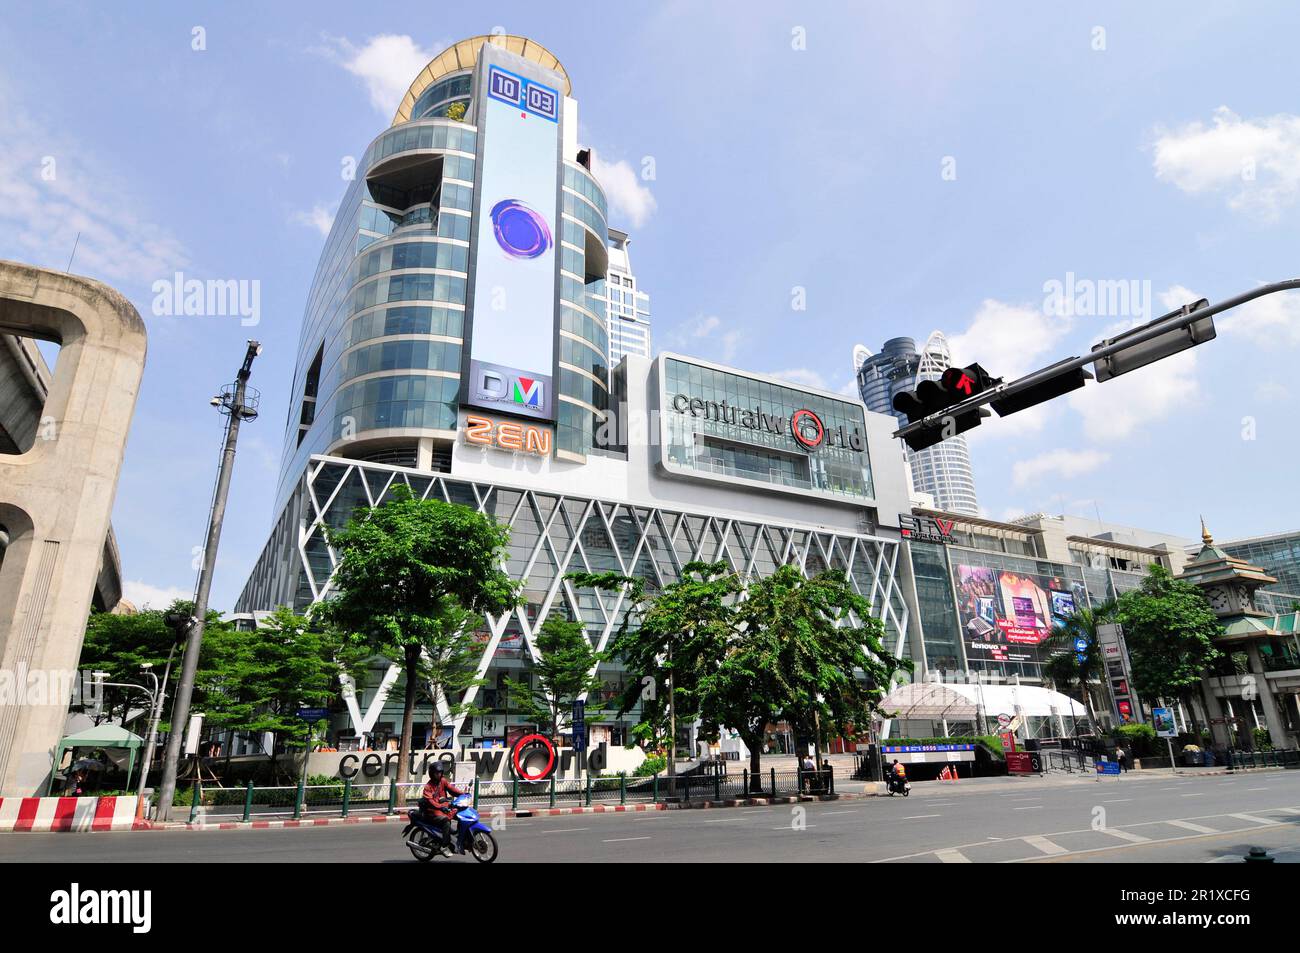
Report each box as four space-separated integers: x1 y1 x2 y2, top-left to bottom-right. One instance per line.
1183 749 1204 767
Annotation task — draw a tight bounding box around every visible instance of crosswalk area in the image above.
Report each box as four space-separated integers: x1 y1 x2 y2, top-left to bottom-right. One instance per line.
897 805 1300 863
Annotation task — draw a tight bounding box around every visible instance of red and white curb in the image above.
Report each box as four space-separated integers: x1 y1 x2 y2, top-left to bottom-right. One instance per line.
0 795 139 832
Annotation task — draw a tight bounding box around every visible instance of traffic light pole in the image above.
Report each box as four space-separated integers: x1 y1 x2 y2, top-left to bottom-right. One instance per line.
892 278 1300 442
155 341 261 821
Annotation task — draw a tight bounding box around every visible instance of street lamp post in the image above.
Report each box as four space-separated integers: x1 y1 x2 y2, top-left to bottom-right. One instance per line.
156 341 261 820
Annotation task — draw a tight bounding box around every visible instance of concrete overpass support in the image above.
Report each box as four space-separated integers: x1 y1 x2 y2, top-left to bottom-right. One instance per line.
0 261 146 795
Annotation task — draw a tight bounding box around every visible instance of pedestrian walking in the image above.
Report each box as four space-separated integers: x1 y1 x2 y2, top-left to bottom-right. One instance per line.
1115 746 1128 772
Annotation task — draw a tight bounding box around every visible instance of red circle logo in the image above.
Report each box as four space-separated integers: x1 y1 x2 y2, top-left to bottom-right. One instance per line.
510 733 557 781
790 409 825 450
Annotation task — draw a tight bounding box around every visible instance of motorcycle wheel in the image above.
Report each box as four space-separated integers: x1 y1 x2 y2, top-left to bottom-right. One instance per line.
902 786 910 797
469 829 498 864
406 827 438 862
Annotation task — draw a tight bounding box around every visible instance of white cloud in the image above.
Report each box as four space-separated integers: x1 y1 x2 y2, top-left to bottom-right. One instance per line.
1153 107 1300 220
0 79 188 287
292 203 336 237
665 313 740 362
591 152 657 228
1068 346 1200 442
122 579 190 610
1012 448 1110 489
320 34 439 115
946 298 1072 440
1221 287 1300 347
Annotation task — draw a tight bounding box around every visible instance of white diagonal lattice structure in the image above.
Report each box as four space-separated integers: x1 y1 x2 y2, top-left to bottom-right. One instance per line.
237 455 913 739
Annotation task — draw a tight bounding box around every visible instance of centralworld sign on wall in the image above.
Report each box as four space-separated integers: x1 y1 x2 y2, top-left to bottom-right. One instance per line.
669 393 865 453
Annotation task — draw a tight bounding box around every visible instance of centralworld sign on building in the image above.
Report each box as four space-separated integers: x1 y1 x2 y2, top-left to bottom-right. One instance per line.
669 393 865 453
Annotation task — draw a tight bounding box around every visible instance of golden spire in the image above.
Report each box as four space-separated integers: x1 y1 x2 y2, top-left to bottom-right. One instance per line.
1200 515 1214 547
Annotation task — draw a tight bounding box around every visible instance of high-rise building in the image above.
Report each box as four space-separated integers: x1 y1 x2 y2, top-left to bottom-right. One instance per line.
235 36 916 764
1216 530 1300 597
604 227 651 364
855 333 980 515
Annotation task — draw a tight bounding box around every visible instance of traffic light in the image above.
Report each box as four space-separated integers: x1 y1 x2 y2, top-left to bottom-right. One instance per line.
990 357 1091 417
892 364 997 451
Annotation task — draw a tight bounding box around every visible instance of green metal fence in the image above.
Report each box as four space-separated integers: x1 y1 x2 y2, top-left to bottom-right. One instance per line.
169 767 835 822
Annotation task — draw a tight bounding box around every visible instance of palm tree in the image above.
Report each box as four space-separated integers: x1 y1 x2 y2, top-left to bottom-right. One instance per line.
1041 600 1115 732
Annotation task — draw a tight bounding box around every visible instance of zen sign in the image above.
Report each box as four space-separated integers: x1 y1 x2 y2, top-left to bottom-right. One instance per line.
463 413 553 456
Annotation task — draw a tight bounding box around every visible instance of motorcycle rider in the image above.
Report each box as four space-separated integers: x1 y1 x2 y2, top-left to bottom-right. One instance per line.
420 761 468 854
888 759 908 793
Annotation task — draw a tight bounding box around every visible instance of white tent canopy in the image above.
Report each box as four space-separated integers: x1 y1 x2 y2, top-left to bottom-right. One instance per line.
881 682 1087 721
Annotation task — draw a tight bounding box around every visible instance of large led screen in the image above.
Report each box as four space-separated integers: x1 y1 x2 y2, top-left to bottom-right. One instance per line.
954 564 1088 665
465 58 560 422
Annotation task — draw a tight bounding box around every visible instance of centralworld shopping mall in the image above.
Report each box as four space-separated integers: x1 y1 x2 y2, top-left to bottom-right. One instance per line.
233 36 1300 766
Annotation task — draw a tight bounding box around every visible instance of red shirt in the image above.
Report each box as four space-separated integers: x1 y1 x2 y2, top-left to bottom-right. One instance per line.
421 776 465 817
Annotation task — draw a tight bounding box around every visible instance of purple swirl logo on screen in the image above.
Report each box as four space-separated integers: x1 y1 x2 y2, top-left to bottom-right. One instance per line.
490 199 552 259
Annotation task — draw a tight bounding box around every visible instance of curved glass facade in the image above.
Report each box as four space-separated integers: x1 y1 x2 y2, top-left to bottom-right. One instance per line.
556 163 610 456
274 118 477 510
410 72 472 120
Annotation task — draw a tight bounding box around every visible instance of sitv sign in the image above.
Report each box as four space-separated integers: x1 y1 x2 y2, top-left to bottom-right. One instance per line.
670 394 864 452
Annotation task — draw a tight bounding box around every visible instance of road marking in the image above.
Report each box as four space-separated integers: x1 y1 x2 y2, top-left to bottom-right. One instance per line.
1246 787 1272 792
1180 793 1205 797
1276 808 1300 815
1165 819 1219 834
770 825 817 830
935 849 971 863
1015 806 1044 811
701 817 745 823
542 828 589 833
1023 835 1068 855
1100 828 1151 844
1229 813 1276 826
903 814 941 819
1101 798 1131 803
819 810 859 816
1007 797 1042 802
603 836 651 843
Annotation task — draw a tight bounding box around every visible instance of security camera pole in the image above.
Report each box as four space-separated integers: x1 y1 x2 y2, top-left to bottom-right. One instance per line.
156 341 261 820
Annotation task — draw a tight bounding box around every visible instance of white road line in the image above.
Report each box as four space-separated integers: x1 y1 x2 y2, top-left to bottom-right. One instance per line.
1276 808 1300 815
1024 834 1068 855
1180 793 1205 797
770 825 817 830
1102 798 1132 803
1228 813 1276 826
1007 797 1042 802
603 836 651 843
1015 806 1044 811
1100 828 1151 844
542 828 589 833
1246 787 1272 792
701 817 745 823
1166 819 1219 834
820 810 859 816
935 848 971 863
903 814 941 819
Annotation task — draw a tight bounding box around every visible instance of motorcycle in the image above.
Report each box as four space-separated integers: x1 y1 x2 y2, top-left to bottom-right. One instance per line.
886 775 910 797
402 793 498 863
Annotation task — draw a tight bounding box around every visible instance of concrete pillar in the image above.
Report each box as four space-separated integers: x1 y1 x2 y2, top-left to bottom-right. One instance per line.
1246 643 1289 747
0 261 146 795
1200 680 1231 748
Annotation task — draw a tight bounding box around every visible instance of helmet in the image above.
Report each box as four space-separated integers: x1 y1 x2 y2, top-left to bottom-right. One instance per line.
428 762 445 778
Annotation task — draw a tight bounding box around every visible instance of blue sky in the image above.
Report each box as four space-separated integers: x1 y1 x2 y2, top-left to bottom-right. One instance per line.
3 2 1299 613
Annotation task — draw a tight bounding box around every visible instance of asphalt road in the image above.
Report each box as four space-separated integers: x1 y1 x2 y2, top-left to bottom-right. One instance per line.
4 770 1299 863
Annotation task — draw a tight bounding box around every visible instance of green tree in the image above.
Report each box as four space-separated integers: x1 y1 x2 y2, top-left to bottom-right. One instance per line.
80 601 239 733
445 101 467 121
1041 600 1115 728
315 484 517 793
503 616 605 741
1116 565 1221 736
217 607 366 779
578 561 740 771
699 565 907 783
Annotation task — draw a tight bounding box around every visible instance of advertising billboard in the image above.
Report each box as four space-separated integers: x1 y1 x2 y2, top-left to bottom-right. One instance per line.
465 50 560 422
954 564 1087 664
